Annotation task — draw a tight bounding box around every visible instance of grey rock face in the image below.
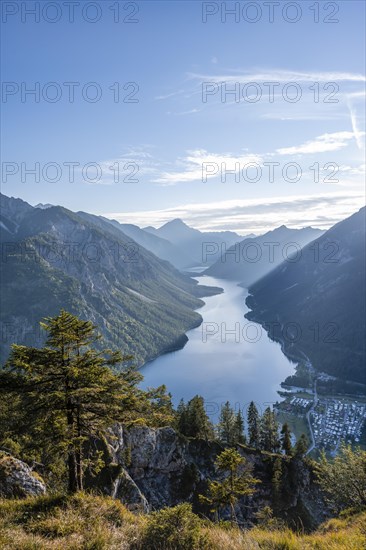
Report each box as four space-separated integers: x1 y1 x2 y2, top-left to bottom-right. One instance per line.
102 425 328 529
0 452 46 498
112 469 149 513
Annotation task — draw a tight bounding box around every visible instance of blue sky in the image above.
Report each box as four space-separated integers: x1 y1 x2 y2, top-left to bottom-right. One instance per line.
1 0 365 233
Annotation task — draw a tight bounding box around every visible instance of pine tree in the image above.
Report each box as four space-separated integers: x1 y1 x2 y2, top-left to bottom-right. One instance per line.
199 448 260 524
234 409 246 445
176 399 189 435
176 396 213 440
260 407 280 453
247 401 260 448
0 310 171 492
187 395 214 440
218 401 236 446
294 433 308 457
280 423 293 455
144 385 174 427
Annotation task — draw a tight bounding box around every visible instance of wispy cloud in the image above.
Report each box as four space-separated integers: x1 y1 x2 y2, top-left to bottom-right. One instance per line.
86 146 161 185
153 149 262 185
188 69 366 84
104 193 364 234
276 131 363 155
154 90 186 101
260 113 347 121
96 132 365 187
338 164 366 176
153 68 365 132
166 108 202 116
347 90 366 99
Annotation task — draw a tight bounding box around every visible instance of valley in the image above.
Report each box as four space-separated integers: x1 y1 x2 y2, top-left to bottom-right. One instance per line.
2 7 365 547
141 275 297 421
1 194 365 456
0 195 222 366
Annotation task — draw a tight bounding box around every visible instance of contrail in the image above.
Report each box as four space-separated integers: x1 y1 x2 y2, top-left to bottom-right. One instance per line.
347 100 364 150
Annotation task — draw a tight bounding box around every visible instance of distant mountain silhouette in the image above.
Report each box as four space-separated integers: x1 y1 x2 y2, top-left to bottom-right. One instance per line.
205 226 324 286
246 208 366 385
77 213 194 270
144 218 244 267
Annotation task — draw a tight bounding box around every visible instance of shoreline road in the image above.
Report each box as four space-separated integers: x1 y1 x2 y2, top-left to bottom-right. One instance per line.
306 378 317 455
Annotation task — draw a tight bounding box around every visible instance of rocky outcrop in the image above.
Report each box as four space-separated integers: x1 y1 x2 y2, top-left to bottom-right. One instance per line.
90 425 329 530
0 452 46 498
112 468 149 512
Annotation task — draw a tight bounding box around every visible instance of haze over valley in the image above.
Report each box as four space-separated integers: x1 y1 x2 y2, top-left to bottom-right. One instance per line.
2 193 365 418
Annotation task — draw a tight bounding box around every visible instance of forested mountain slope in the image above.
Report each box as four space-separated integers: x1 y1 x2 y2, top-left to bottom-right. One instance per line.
246 208 366 385
0 194 219 365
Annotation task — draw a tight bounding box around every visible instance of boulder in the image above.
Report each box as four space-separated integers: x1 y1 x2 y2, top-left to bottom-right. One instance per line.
0 452 46 498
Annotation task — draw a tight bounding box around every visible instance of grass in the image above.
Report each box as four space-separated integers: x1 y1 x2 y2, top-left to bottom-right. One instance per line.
276 411 312 444
0 493 143 550
0 493 365 549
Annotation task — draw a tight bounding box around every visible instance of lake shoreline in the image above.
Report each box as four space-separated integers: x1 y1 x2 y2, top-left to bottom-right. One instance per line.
140 274 224 369
140 276 297 419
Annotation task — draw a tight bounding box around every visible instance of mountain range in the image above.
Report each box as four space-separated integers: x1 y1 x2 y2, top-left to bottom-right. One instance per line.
144 218 248 268
79 215 195 270
205 225 324 286
1 194 365 389
23 207 247 271
245 207 366 386
0 194 221 365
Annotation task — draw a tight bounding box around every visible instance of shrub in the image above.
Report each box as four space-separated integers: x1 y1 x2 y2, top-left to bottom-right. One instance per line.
140 503 208 550
314 445 366 512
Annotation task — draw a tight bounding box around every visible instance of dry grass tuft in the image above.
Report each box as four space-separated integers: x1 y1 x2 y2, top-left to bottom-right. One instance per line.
0 493 365 550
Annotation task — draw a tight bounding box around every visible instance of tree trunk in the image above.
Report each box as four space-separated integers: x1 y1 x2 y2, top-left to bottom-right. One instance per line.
68 451 78 493
75 449 83 491
230 468 236 526
66 397 77 493
76 405 83 491
64 349 78 493
230 503 235 527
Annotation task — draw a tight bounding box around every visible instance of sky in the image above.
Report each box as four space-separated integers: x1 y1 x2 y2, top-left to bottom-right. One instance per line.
1 0 365 234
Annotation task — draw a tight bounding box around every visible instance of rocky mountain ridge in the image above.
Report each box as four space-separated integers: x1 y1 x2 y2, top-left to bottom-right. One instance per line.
0 194 220 365
246 207 366 385
90 425 329 529
0 425 328 530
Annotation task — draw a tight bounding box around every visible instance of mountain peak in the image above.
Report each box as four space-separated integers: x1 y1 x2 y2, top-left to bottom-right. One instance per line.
155 218 200 243
34 203 54 210
161 218 188 228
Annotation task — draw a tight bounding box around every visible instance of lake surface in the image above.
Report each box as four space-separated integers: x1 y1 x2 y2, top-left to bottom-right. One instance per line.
140 276 295 421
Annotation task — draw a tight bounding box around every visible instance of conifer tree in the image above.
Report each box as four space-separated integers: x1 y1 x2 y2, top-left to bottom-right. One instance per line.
294 433 308 457
234 409 246 445
199 448 260 524
260 407 280 453
247 401 260 448
187 395 214 440
280 423 293 455
176 399 189 435
176 396 213 440
0 310 171 492
218 401 236 446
